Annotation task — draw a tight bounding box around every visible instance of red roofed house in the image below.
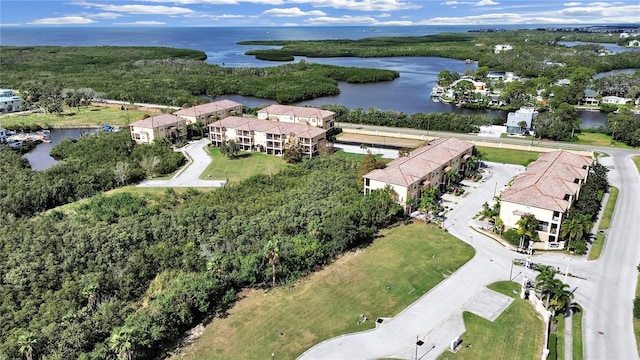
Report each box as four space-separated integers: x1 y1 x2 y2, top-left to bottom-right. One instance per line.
129 114 187 144
363 137 474 211
208 116 327 158
174 99 243 125
499 150 593 250
257 104 335 130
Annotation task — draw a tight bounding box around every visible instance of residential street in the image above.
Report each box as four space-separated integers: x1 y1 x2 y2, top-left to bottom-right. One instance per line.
301 125 640 360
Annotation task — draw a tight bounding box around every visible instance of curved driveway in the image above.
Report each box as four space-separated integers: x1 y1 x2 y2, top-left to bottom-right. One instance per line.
137 138 226 188
302 125 640 360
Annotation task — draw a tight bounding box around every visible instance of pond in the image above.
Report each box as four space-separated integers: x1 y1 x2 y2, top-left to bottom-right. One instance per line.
23 128 99 170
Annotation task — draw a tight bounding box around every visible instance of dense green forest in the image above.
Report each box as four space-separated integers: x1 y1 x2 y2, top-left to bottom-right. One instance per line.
0 131 184 218
241 30 640 77
0 129 404 359
0 46 399 106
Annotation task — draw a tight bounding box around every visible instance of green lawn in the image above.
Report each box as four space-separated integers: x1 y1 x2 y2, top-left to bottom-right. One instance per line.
476 146 541 166
557 315 566 360
573 307 583 360
574 132 634 149
438 281 544 360
0 105 152 128
633 156 640 174
200 148 289 183
170 222 475 360
588 186 619 260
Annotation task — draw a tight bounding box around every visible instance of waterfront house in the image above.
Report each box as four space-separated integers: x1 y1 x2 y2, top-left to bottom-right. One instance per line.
582 89 600 106
363 137 474 212
0 89 21 112
629 39 640 47
208 116 327 158
499 150 593 250
506 107 537 135
257 104 335 131
602 96 628 105
174 99 243 125
486 71 520 83
129 114 187 144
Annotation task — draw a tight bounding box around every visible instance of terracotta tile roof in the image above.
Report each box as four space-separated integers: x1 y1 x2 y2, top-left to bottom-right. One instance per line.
258 104 335 119
208 116 327 138
501 150 592 212
364 137 473 186
130 114 184 128
174 99 242 117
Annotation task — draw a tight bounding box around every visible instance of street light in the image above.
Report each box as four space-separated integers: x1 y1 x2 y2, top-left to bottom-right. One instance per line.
415 335 424 360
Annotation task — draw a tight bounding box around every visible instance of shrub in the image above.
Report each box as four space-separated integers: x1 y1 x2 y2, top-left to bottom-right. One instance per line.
634 296 640 319
503 229 520 246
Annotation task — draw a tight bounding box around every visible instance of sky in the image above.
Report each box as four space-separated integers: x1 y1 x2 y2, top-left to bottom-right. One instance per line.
0 0 639 27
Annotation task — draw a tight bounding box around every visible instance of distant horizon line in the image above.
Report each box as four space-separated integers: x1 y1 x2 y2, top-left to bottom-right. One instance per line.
1 23 639 28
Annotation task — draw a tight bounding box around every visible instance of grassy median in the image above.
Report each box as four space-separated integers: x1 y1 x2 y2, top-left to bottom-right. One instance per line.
588 186 619 260
438 281 544 360
170 221 474 360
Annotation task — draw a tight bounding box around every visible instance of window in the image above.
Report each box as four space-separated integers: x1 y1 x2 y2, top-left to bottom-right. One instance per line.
365 178 370 187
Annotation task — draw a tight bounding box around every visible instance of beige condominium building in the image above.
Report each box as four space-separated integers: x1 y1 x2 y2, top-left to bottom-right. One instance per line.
129 114 187 144
499 150 593 250
257 104 335 130
174 99 243 125
363 137 474 211
208 116 327 158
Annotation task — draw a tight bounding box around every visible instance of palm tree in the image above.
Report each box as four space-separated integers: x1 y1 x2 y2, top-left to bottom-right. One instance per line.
561 216 583 243
264 239 279 288
534 265 558 307
18 332 37 360
516 213 538 249
548 279 574 316
109 327 135 360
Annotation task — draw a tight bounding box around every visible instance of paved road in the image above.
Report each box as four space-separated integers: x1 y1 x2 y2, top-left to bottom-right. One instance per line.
304 124 640 360
300 163 529 359
137 138 226 188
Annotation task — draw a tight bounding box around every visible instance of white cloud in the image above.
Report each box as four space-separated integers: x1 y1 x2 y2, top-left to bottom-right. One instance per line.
306 14 412 25
141 0 285 4
262 7 326 17
476 0 498 5
377 13 391 17
72 1 194 15
114 20 166 25
441 0 498 6
0 23 21 26
563 2 582 6
87 12 124 19
558 3 640 17
291 0 421 12
29 16 95 25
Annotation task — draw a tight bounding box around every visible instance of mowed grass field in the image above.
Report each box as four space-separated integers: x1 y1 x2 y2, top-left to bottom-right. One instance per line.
170 222 475 360
438 281 544 360
200 148 289 183
574 132 635 149
0 105 151 128
476 146 541 166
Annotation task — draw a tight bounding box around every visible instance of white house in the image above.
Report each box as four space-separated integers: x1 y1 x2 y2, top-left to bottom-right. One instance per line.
0 89 21 113
506 107 537 134
0 127 7 143
129 114 187 144
629 39 640 47
494 44 514 53
602 96 628 105
487 71 520 83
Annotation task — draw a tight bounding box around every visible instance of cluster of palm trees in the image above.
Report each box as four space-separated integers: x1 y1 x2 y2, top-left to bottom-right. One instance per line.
560 213 593 255
534 265 575 316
